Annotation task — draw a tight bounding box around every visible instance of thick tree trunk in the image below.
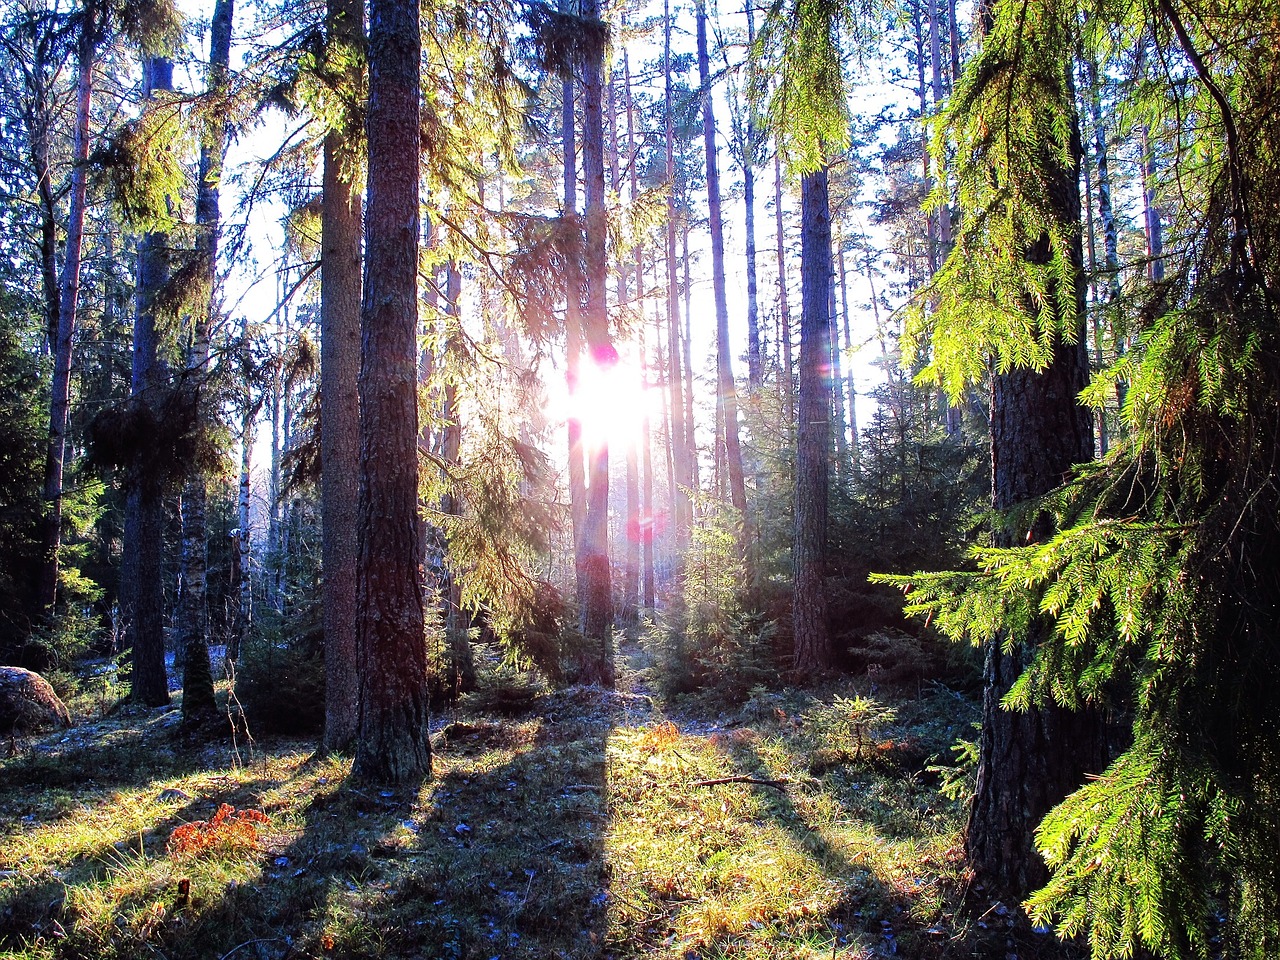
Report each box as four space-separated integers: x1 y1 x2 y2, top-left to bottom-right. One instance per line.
320 0 364 752
792 167 832 673
353 0 430 783
696 0 747 519
38 0 98 615
577 0 614 680
967 84 1107 905
124 55 173 709
179 0 234 728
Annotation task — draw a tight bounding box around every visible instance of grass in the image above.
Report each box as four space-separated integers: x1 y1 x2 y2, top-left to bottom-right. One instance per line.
0 668 1081 959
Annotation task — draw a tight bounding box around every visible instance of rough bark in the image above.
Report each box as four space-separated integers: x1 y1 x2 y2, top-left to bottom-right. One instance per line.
696 0 747 519
353 0 430 783
179 0 234 729
38 0 98 615
577 0 614 680
124 56 173 709
320 0 364 752
966 81 1107 905
792 167 832 673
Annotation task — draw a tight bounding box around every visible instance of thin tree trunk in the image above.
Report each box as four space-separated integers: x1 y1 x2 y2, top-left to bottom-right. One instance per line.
234 339 252 663
743 0 762 389
562 48 587 575
38 0 98 615
353 0 430 783
828 249 849 479
928 0 952 251
838 241 858 465
774 152 795 425
696 0 747 520
124 56 174 708
320 0 364 752
577 0 614 681
682 222 699 492
440 262 474 693
663 0 691 552
792 166 832 673
181 0 234 727
620 42 641 626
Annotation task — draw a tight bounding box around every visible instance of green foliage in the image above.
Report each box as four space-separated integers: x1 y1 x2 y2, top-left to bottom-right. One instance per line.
802 694 896 761
643 498 778 703
235 609 325 737
904 0 1083 402
751 0 868 175
95 96 193 234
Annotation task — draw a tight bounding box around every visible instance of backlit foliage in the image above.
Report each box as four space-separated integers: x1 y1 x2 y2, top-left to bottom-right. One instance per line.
166 804 270 861
878 0 1280 955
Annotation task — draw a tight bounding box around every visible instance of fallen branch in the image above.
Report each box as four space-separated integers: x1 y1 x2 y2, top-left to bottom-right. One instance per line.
690 775 790 791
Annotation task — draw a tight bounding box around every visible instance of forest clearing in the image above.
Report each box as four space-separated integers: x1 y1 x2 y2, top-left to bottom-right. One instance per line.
0 653 1033 960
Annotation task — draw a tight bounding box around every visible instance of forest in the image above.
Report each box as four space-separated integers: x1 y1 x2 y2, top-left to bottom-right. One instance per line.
0 0 1277 956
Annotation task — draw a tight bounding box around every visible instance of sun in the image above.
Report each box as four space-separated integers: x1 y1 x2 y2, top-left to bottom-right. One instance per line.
548 345 656 451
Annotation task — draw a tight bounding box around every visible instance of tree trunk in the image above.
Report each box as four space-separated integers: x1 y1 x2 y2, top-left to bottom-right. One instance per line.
828 252 849 479
663 0 691 552
696 0 748 520
743 0 762 389
577 0 614 680
353 0 430 783
233 324 253 664
682 222 699 491
562 39 587 580
966 78 1107 906
792 166 832 673
838 241 858 465
320 0 364 752
440 262 474 693
180 0 234 728
774 153 795 425
38 0 98 615
124 55 174 709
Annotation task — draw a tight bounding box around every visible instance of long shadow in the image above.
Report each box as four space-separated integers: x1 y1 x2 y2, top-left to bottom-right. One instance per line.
113 688 629 960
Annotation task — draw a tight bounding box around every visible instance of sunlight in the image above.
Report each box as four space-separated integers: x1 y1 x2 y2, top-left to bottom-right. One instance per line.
547 346 658 452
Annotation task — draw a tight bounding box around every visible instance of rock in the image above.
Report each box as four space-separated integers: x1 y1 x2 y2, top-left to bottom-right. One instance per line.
0 666 72 734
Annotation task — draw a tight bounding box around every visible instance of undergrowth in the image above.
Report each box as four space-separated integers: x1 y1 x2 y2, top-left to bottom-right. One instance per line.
0 674 1079 959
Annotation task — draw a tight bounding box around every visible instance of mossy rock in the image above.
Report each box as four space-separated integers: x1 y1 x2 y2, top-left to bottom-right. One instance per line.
0 666 71 733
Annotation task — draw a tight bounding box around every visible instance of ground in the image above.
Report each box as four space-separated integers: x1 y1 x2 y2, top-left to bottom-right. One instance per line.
0 656 1082 959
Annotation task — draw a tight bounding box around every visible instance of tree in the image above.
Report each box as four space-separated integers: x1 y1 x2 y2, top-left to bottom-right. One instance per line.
178 0 235 729
753 0 858 672
695 0 747 521
320 0 364 753
37 0 101 617
576 0 614 681
352 0 430 783
122 54 175 709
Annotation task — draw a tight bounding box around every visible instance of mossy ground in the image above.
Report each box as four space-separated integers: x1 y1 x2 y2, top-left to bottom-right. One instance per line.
0 666 1078 959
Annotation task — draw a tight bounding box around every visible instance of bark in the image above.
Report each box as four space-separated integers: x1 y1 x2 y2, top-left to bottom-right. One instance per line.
927 0 953 252
577 0 614 679
696 0 747 519
838 241 858 464
180 0 234 729
828 253 849 478
663 0 691 551
233 333 252 663
320 0 364 752
38 0 98 615
353 0 430 783
124 56 173 709
623 42 644 624
440 262 474 693
562 44 587 570
967 81 1107 905
774 153 795 424
681 222 699 491
743 1 762 389
792 167 832 673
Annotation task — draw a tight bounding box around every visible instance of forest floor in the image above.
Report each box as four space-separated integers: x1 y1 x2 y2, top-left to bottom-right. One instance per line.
0 650 1084 960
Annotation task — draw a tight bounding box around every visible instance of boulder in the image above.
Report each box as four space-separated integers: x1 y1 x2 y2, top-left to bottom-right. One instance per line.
0 666 71 734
